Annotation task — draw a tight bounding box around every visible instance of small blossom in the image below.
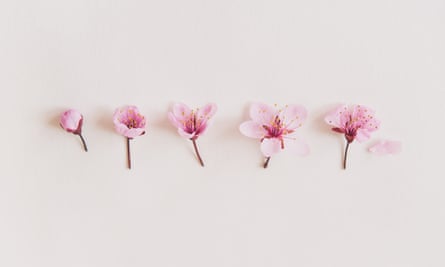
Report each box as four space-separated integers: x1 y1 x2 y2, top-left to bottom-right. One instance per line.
168 103 217 166
240 103 309 168
325 104 380 169
113 105 146 169
60 109 88 151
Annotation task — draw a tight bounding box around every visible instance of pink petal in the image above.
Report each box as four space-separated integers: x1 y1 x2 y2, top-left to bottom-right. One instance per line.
60 109 83 133
178 128 194 139
279 104 307 130
284 136 310 156
196 103 217 122
239 121 267 139
172 103 192 122
195 103 217 136
168 112 184 130
125 128 145 139
355 129 371 143
249 103 277 125
325 105 349 128
260 138 282 157
369 140 402 155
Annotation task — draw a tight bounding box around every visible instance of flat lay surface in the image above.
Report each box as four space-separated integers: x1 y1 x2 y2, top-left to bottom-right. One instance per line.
1 0 444 266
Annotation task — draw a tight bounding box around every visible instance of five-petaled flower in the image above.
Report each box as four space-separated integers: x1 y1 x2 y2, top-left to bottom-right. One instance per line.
113 105 146 169
60 109 88 152
168 102 217 167
239 103 309 168
325 104 380 169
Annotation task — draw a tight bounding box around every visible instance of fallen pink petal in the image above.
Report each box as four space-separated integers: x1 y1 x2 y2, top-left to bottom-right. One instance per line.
168 102 217 167
325 104 380 169
240 103 309 168
60 109 88 151
113 105 146 169
369 140 402 155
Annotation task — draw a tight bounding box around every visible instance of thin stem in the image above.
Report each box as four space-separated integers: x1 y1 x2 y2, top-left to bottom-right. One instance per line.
191 139 204 167
78 134 88 152
343 141 351 170
127 137 131 169
263 157 271 168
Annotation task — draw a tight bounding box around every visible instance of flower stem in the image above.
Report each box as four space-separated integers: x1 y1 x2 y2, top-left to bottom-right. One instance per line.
263 157 271 168
127 137 131 169
191 139 204 167
78 134 88 152
343 141 351 170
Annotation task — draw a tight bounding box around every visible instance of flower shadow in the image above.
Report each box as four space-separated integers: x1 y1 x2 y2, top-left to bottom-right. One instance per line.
95 106 115 133
46 107 68 130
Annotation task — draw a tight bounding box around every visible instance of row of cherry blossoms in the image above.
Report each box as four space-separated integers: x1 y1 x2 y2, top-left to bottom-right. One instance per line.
60 103 401 170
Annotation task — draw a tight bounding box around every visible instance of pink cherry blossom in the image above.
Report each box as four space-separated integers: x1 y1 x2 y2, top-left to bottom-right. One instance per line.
325 104 380 169
239 103 309 168
168 103 217 167
113 105 146 169
60 109 88 151
369 140 401 155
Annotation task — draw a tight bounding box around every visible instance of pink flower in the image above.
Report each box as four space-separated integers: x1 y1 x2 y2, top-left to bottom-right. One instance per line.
239 103 309 168
325 104 380 169
168 103 217 166
369 140 401 155
60 109 88 151
113 105 146 169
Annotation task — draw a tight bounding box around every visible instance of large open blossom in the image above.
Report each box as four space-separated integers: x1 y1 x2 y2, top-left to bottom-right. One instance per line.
168 103 217 167
240 103 309 168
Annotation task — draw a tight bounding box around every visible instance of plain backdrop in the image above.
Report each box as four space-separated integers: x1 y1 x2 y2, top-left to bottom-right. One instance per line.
1 0 445 266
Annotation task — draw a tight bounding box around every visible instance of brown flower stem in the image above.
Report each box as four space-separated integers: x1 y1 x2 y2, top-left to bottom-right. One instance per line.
191 139 204 167
343 141 351 170
78 134 88 152
263 157 271 168
127 137 131 169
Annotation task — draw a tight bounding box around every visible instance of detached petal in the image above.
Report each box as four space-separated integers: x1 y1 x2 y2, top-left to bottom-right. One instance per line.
260 138 281 157
369 140 402 155
250 102 276 125
279 104 307 130
239 121 267 139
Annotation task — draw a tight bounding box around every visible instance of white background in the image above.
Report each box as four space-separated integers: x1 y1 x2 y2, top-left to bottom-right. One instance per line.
1 0 445 266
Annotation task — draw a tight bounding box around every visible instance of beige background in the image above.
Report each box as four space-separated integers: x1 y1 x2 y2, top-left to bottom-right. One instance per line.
1 0 444 266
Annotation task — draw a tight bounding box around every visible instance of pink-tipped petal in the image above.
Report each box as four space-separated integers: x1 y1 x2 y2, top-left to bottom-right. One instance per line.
168 112 184 129
249 103 276 125
280 104 307 130
172 103 192 122
239 121 267 139
260 138 282 157
369 140 402 155
285 137 310 156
